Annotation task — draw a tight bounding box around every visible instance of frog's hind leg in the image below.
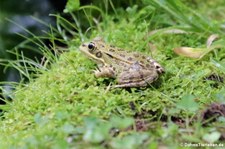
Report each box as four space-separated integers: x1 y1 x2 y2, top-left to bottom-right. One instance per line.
115 62 158 88
115 75 158 88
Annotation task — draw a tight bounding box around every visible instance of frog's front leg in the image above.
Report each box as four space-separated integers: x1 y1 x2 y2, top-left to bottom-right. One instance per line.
115 62 158 88
94 65 116 78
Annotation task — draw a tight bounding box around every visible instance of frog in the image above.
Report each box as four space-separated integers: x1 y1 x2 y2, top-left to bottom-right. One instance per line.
79 37 164 88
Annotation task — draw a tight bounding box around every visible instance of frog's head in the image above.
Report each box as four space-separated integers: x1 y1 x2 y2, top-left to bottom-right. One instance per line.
79 37 106 64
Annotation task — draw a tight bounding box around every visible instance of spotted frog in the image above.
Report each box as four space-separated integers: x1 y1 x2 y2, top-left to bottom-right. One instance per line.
79 37 164 88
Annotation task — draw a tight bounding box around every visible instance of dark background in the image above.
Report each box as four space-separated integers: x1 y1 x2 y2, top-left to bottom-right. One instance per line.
0 0 67 103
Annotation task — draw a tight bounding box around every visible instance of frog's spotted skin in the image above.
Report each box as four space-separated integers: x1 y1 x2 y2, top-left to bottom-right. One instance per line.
79 37 164 88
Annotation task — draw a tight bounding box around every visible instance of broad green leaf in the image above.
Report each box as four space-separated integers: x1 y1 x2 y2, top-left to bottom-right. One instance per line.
176 94 199 112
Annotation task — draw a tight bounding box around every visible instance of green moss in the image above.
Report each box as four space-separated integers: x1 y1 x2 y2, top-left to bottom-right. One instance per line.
0 0 225 148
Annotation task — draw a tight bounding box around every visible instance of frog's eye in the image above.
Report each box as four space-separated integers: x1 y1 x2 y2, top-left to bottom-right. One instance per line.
88 42 95 50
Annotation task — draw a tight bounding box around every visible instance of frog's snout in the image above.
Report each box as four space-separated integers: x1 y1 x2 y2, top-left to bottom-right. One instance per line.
79 43 87 51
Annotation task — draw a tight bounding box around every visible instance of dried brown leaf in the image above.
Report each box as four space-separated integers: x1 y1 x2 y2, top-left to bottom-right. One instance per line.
206 34 219 48
173 47 210 59
148 29 188 36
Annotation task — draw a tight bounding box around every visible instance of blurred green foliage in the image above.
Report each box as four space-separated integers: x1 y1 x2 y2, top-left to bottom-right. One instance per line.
0 0 225 148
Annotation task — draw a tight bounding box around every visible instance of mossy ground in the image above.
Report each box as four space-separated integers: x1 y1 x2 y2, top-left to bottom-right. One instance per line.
0 0 225 148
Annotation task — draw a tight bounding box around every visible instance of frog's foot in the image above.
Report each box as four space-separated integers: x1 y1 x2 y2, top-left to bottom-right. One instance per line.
94 65 115 78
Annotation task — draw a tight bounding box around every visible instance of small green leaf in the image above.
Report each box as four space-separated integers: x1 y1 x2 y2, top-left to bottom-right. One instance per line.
52 139 69 149
83 117 112 143
176 94 199 112
55 111 69 120
211 59 225 74
64 0 80 13
61 123 75 134
110 133 149 149
203 131 221 143
34 113 42 124
218 116 225 122
213 90 225 104
110 116 134 129
126 5 138 16
34 113 48 126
